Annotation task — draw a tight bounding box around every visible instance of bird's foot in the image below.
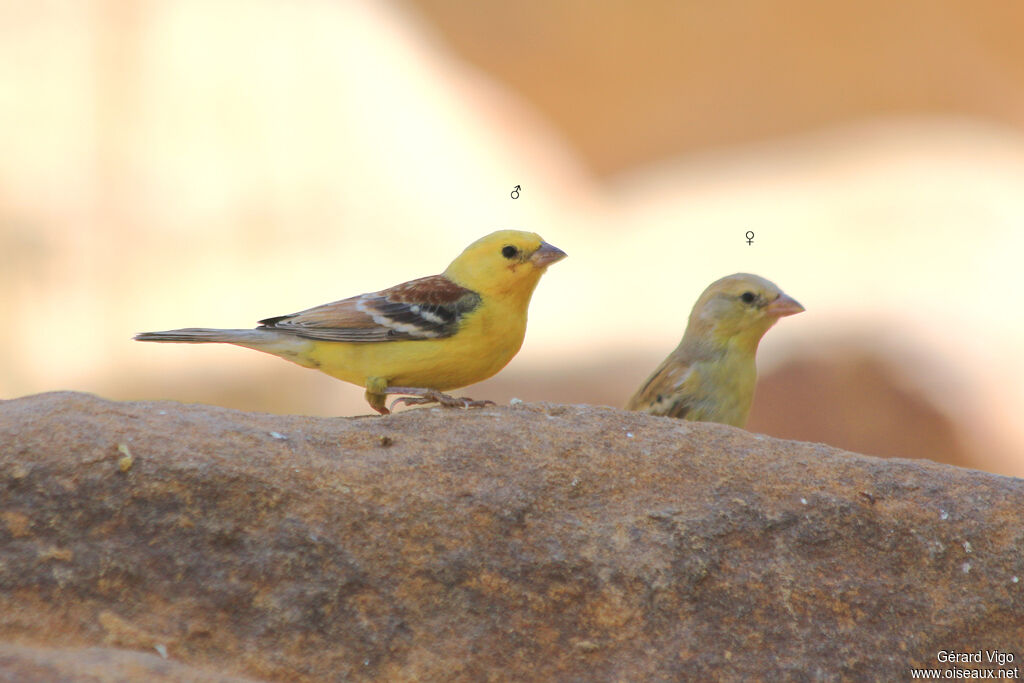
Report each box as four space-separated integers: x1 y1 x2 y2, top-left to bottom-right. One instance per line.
386 387 495 412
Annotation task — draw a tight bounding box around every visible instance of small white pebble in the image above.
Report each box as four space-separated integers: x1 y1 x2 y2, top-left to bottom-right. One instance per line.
157 410 167 416
800 498 808 505
940 509 949 520
269 431 287 440
1013 576 1019 584
571 477 580 487
509 398 523 405
961 562 972 574
626 432 634 438
963 541 972 553
363 659 370 666
155 644 168 659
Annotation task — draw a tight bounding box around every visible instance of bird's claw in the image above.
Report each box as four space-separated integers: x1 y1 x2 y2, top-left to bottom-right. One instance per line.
388 388 495 412
450 397 497 409
389 395 433 410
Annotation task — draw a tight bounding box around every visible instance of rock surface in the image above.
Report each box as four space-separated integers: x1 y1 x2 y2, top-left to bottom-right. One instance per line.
1 391 1022 682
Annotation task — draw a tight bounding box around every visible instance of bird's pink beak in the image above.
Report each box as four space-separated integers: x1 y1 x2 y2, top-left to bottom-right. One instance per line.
530 241 567 268
765 293 805 317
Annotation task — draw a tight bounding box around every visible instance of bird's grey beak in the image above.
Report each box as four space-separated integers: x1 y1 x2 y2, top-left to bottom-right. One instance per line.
765 293 805 317
530 241 567 268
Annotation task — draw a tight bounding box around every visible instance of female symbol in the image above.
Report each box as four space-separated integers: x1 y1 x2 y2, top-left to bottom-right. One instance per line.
745 230 755 245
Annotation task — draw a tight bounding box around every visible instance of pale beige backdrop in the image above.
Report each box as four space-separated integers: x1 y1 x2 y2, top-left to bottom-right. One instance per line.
2 1 1023 476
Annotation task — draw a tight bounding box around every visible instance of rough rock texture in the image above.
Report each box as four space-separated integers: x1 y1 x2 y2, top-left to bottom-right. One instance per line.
1 392 1022 682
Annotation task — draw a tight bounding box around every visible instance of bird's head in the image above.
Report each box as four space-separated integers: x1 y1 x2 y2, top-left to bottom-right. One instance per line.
444 230 567 300
687 273 804 353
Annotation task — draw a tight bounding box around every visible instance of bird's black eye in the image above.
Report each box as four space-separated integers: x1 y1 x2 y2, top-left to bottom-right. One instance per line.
501 245 519 259
740 291 756 304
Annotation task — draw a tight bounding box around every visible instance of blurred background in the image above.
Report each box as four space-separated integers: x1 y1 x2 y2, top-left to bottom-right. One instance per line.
2 0 1023 476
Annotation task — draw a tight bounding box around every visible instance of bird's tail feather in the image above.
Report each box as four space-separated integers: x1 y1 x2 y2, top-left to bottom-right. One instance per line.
135 328 316 366
134 328 268 344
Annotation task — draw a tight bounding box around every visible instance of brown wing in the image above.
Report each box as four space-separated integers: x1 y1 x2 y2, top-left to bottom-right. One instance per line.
625 355 696 418
258 275 482 342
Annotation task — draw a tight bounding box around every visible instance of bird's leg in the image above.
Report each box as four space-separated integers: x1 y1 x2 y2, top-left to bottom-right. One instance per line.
385 386 496 412
365 377 391 415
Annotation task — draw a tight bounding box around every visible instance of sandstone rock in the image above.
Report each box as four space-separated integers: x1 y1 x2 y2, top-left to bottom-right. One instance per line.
1 391 1022 681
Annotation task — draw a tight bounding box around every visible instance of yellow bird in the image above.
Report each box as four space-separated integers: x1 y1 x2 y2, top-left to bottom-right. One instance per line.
625 273 804 427
135 230 566 414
